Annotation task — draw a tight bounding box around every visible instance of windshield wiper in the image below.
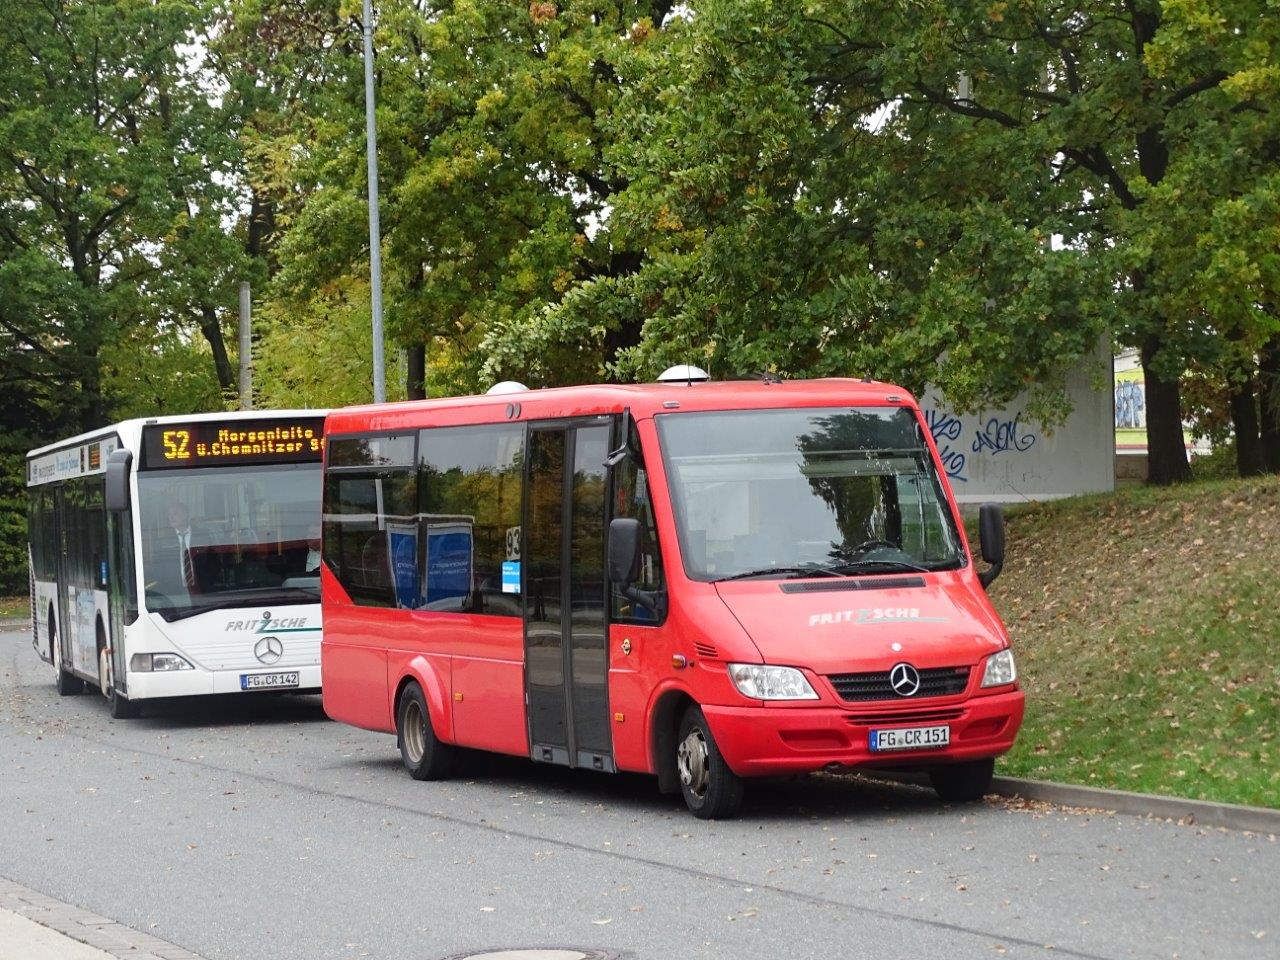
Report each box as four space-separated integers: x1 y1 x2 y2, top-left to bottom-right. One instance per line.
716 565 846 582
829 559 934 574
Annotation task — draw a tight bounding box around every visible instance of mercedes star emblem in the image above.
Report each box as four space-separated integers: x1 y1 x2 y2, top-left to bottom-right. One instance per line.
254 636 284 665
889 662 921 697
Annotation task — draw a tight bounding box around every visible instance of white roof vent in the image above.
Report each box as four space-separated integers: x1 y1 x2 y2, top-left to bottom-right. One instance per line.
486 380 530 395
657 364 710 384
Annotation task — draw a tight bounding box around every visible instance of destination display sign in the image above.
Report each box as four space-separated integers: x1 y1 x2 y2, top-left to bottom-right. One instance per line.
27 436 119 486
140 418 326 470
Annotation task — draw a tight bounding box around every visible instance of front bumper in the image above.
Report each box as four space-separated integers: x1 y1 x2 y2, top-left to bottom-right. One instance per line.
703 688 1025 778
124 664 323 699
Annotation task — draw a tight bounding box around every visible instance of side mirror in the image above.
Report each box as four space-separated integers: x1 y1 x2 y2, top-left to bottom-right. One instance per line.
105 449 133 512
977 502 1005 589
608 517 642 586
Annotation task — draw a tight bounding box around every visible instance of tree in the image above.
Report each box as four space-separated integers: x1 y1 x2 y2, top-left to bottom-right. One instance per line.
0 0 246 429
236 0 686 399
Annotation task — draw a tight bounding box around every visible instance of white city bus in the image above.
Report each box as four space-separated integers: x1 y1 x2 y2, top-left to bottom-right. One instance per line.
27 410 327 717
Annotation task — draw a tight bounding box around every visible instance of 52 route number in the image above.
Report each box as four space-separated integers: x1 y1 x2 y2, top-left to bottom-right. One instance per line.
163 429 192 460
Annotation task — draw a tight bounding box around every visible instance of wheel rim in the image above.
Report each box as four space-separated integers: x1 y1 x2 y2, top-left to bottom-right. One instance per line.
677 728 711 800
402 700 426 765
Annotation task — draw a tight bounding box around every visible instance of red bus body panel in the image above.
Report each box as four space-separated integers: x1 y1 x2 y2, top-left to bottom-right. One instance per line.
320 379 1025 781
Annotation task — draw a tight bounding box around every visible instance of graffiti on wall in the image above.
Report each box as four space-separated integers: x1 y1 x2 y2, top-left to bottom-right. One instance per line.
923 408 1040 484
1114 378 1146 430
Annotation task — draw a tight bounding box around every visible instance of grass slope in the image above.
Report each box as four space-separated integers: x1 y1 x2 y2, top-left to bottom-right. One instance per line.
994 476 1280 808
0 596 28 620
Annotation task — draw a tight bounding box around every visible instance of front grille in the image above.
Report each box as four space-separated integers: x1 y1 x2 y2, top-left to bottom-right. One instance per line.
845 707 965 725
828 666 970 702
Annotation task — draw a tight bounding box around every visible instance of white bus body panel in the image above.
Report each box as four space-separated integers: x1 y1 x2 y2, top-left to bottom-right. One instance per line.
123 606 322 698
32 577 57 663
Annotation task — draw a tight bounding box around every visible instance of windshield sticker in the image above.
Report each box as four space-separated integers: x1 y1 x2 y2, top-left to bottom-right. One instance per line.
809 608 948 627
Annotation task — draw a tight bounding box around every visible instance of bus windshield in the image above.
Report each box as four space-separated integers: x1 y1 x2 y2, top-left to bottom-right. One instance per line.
657 407 964 581
137 463 322 621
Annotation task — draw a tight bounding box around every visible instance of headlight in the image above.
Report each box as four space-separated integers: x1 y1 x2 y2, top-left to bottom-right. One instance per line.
728 663 819 701
980 649 1017 688
129 653 194 672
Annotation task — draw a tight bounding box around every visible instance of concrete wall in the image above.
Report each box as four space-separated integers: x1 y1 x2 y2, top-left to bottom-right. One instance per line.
919 339 1115 504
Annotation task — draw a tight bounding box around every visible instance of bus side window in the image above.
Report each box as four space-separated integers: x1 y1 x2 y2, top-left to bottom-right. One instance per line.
418 423 524 617
611 424 666 624
324 435 418 609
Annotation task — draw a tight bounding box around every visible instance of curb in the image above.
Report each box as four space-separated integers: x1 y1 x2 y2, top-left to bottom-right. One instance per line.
989 775 1280 834
0 876 206 960
873 771 1280 834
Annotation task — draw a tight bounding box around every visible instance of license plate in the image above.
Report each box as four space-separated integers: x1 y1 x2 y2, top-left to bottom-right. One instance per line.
870 724 950 752
240 672 300 691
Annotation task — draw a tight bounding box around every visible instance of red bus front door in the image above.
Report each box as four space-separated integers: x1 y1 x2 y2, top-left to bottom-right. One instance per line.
524 420 614 772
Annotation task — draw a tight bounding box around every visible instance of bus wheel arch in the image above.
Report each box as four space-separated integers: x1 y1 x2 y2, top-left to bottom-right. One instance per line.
649 688 696 795
392 660 452 746
392 674 455 780
51 610 84 696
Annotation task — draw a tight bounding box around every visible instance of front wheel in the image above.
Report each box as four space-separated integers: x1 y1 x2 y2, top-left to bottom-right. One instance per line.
107 683 140 719
676 706 744 819
396 683 454 780
929 758 995 802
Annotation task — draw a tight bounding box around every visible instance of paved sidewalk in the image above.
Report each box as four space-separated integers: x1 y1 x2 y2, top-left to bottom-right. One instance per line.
0 877 203 960
0 907 116 960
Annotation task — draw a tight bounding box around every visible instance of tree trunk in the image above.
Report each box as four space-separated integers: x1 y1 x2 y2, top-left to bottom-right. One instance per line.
1140 337 1192 484
1260 334 1280 472
406 344 426 400
1228 376 1264 477
198 305 237 395
79 347 107 431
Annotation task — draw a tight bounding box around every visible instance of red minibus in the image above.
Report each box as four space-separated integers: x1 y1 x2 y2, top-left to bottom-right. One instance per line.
320 375 1024 818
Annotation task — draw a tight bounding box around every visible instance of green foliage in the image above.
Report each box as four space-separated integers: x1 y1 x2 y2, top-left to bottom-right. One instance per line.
1190 442 1240 482
254 279 407 408
997 475 1280 807
0 0 254 427
0 449 29 596
240 0 1280 443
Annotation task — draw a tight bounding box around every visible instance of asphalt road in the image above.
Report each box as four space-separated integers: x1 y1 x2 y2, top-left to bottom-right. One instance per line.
0 628 1274 960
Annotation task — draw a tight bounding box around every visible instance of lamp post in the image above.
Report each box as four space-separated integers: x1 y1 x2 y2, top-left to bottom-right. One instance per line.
362 0 386 403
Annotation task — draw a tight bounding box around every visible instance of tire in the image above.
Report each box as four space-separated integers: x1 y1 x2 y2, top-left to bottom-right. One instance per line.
676 705 744 820
51 619 84 696
106 684 140 719
929 758 995 802
396 682 454 780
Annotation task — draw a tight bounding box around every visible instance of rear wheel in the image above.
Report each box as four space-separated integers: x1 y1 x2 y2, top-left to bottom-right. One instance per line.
929 758 995 802
396 683 454 780
51 619 84 696
676 705 744 820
